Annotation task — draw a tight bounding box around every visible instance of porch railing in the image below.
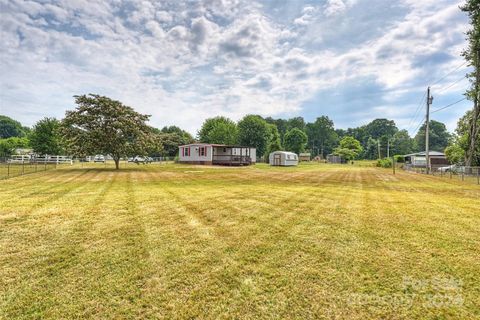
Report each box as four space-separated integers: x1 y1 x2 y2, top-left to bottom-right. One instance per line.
212 155 251 164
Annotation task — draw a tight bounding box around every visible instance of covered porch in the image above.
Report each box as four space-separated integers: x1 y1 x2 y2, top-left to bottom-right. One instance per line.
212 145 253 166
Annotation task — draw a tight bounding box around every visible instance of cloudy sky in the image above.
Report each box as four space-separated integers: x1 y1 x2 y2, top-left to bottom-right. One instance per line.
0 0 474 136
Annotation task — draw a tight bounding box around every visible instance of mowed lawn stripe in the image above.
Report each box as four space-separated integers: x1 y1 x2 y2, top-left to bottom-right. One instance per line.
0 170 116 318
0 164 479 319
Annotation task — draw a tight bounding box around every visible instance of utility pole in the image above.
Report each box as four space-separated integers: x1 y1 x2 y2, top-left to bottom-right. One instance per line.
425 87 433 174
377 140 381 159
387 139 390 158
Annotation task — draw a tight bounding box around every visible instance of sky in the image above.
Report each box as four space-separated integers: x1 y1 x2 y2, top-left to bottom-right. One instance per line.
0 0 474 137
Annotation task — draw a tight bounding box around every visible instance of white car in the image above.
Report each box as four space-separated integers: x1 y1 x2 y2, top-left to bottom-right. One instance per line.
93 155 105 163
438 164 465 173
132 156 152 164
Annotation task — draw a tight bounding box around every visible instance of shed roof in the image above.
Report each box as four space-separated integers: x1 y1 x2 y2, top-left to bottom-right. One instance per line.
270 151 297 155
404 151 445 157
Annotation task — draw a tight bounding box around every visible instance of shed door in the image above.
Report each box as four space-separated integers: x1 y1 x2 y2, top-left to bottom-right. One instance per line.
274 154 281 166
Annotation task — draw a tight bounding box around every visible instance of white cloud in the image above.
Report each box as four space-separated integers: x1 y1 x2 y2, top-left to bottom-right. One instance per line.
0 0 471 134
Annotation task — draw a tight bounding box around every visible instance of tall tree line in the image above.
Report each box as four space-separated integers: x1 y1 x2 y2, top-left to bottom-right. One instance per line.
197 114 452 160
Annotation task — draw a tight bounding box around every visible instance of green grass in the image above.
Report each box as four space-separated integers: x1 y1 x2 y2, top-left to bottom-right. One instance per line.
0 163 479 319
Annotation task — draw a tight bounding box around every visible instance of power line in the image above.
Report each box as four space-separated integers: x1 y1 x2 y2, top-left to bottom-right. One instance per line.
434 75 468 94
431 97 468 114
411 116 426 137
406 91 427 132
429 61 468 86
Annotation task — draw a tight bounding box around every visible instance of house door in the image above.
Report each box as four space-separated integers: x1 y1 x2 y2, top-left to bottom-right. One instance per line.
274 154 281 166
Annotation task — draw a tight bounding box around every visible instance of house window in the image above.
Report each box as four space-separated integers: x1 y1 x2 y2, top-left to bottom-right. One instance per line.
184 147 190 157
199 146 206 156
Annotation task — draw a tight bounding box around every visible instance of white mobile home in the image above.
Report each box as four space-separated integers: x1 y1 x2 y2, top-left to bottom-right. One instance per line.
269 151 298 166
178 144 256 166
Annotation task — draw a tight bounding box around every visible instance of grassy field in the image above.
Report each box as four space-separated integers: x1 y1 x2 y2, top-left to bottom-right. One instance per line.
1 163 479 319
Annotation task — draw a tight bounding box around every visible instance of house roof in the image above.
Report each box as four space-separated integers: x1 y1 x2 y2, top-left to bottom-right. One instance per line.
404 151 445 157
179 143 255 148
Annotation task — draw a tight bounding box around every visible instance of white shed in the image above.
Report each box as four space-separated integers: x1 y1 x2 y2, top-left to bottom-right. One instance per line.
269 151 298 166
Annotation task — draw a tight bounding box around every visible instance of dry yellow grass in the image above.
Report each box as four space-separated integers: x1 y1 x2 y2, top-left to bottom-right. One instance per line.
0 163 479 319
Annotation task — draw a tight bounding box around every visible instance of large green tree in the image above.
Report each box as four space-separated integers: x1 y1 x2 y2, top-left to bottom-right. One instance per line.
158 132 194 157
161 125 194 139
158 125 194 157
264 123 282 160
29 117 64 155
392 129 415 156
286 117 306 131
284 128 308 154
237 115 270 157
265 117 288 145
364 118 398 158
460 0 479 165
198 116 238 145
334 136 363 161
0 115 28 138
414 120 451 152
0 137 29 156
445 110 480 165
305 116 338 157
61 94 160 169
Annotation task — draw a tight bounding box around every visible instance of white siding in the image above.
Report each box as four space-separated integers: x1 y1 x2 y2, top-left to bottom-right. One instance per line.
250 148 256 163
179 145 212 162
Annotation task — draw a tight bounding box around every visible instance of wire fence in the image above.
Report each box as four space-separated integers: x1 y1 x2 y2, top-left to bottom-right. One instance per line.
0 158 59 180
404 164 480 185
0 156 179 180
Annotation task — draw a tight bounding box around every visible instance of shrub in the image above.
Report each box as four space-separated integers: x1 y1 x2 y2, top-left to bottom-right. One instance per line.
376 157 392 168
394 155 404 163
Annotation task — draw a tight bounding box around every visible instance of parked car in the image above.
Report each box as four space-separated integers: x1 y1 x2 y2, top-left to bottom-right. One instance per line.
93 155 105 163
132 156 152 164
438 164 465 173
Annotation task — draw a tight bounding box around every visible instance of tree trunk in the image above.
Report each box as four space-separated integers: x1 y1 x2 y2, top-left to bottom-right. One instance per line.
114 158 120 170
466 46 480 166
466 100 479 166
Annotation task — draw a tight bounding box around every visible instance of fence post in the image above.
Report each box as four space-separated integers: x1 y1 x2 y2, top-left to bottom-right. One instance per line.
462 171 464 181
7 162 10 178
22 160 25 175
44 156 47 171
450 170 452 179
477 168 479 185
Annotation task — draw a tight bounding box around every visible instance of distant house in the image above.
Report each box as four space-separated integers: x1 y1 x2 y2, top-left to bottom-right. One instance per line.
403 151 448 168
269 151 298 166
14 148 33 155
299 153 311 162
178 143 256 166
